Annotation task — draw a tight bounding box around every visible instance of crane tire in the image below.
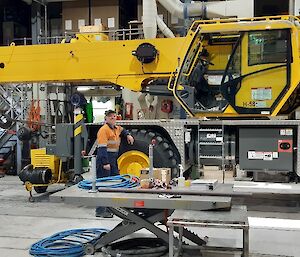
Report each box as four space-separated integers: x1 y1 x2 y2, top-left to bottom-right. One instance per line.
119 129 180 178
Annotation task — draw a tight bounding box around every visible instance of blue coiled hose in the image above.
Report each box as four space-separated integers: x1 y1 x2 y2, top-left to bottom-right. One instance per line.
78 174 139 190
29 228 109 257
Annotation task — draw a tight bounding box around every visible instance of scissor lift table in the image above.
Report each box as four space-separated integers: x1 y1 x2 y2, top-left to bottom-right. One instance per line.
51 185 233 254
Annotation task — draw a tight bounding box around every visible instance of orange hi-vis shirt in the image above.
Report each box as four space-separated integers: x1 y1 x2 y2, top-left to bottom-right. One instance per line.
97 123 124 152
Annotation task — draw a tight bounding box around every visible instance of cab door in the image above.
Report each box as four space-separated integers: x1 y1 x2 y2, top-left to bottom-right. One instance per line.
221 29 291 115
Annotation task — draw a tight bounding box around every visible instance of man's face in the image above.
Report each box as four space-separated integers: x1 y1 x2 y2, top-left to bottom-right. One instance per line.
105 113 117 126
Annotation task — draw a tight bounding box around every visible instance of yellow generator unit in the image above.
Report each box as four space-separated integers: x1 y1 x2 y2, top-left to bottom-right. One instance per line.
31 148 60 175
19 148 66 199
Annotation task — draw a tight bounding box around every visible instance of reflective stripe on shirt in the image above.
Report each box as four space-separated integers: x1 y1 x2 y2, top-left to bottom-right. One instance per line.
107 148 119 153
107 140 120 145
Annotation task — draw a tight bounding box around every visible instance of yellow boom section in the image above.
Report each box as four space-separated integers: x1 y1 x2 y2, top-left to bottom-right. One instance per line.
0 37 185 91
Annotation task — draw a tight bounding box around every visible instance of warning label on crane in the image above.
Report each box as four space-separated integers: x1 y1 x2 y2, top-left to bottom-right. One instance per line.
251 87 272 101
263 152 273 161
248 151 264 160
242 101 267 108
247 151 279 160
280 129 293 136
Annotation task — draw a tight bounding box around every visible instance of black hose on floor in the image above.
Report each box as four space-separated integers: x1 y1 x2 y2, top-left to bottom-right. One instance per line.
101 238 168 257
29 228 109 257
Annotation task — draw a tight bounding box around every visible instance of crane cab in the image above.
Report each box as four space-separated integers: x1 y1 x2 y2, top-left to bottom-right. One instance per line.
171 16 300 118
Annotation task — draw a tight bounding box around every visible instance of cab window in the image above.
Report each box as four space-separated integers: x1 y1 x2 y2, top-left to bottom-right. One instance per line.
248 30 289 66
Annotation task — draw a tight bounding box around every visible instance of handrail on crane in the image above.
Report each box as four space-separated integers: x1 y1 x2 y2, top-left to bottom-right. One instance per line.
192 15 300 26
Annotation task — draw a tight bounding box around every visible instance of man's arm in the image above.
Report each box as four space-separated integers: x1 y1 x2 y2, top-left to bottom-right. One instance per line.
120 127 134 145
97 128 110 166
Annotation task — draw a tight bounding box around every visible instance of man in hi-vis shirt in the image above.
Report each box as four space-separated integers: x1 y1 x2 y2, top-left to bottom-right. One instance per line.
96 110 134 217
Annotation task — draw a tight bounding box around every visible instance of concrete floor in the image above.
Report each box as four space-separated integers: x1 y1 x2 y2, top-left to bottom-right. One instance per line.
0 175 299 257
0 175 121 257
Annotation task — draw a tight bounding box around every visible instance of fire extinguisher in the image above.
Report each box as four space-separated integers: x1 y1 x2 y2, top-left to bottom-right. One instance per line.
161 100 173 113
125 103 133 119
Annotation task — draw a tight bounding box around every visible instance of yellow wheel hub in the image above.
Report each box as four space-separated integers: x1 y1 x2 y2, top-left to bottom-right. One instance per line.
25 181 33 192
118 150 149 177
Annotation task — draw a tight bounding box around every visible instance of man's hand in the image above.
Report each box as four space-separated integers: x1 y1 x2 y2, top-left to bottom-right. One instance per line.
103 164 111 171
127 134 134 145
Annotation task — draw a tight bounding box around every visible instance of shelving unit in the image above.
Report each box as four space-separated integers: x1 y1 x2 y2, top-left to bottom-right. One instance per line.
198 124 225 181
198 122 238 182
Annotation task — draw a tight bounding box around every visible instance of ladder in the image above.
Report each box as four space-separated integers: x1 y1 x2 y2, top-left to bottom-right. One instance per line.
0 84 28 172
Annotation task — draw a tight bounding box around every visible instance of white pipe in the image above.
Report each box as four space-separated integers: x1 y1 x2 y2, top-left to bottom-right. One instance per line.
143 0 157 39
157 0 204 19
206 0 254 18
157 0 236 19
156 15 175 38
205 1 228 18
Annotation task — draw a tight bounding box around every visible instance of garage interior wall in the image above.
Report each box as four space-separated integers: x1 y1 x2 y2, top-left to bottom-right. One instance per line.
122 89 182 120
0 0 31 45
62 0 119 31
254 0 290 16
229 0 254 17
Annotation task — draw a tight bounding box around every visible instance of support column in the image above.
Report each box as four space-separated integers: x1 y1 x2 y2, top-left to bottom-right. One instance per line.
88 0 92 26
183 0 192 36
31 2 42 44
289 0 295 15
295 0 300 15
74 108 83 176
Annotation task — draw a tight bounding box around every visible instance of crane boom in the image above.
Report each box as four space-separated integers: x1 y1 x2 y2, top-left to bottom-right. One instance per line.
0 37 185 92
0 15 299 117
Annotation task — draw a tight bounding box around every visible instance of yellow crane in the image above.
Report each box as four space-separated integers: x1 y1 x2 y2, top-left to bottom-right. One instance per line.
0 16 299 118
0 15 300 187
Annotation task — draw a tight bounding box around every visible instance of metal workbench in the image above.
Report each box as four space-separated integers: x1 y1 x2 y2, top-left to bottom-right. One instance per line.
51 185 232 254
168 206 249 257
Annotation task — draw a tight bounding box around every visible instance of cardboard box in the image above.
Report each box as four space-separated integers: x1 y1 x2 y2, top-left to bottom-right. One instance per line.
140 168 171 184
79 25 105 33
140 169 150 181
202 166 234 183
62 0 119 31
154 168 171 184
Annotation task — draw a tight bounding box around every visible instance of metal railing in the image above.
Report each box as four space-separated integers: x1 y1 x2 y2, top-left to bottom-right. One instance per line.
9 35 65 46
10 26 145 46
109 27 144 40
